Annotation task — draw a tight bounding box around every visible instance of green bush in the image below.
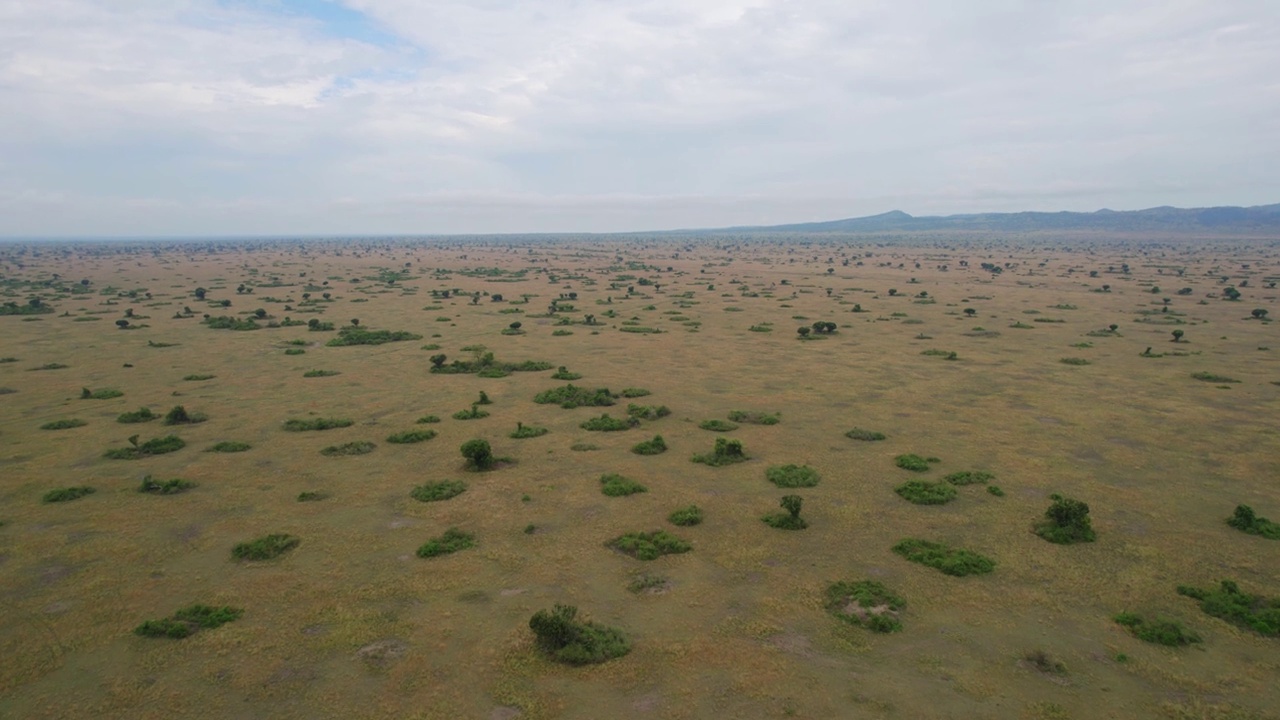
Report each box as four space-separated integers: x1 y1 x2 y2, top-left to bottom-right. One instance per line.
1034 494 1096 544
417 528 475 558
1191 371 1240 383
1113 612 1201 646
944 471 994 486
283 417 354 431
845 428 886 441
529 604 631 665
138 475 196 495
232 533 300 561
41 418 87 430
206 441 251 453
728 410 780 425
461 438 494 470
81 387 124 400
509 423 548 439
987 485 1006 497
600 474 647 497
204 316 260 331
891 539 995 576
626 403 671 421
326 327 423 346
297 491 328 502
411 480 467 502
766 464 819 488
284 348 306 355
135 604 243 639
618 388 651 398
104 435 186 459
533 384 616 409
692 437 747 466
825 580 905 633
551 366 582 380
43 486 95 503
303 369 341 378
627 573 669 593
183 374 216 381
162 405 207 426
668 505 703 526
895 454 931 472
763 494 808 530
631 435 667 455
117 407 157 423
607 531 691 560
581 414 635 431
895 480 957 505
416 414 441 424
698 419 738 432
1059 357 1091 366
452 405 490 420
386 429 436 444
1176 580 1280 636
319 441 374 456
1226 505 1280 539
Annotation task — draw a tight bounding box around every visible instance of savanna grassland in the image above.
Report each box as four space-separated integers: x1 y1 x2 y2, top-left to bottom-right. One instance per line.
1 234 1278 720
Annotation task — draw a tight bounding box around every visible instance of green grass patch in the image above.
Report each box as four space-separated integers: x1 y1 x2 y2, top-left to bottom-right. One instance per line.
117 407 157 423
895 480 957 505
1113 612 1201 646
182 374 216 381
1176 580 1280 636
232 533 299 561
135 604 243 639
825 580 905 633
607 530 691 560
894 454 931 472
626 403 671 421
580 414 634 431
81 387 124 400
416 414 441 424
303 369 341 378
297 491 328 502
691 437 747 466
1191 371 1240 383
891 539 995 576
765 464 819 488
1033 494 1096 544
325 327 422 346
40 418 87 430
417 528 475 558
509 423 548 439
283 417 354 431
319 441 374 456
600 474 647 497
42 486 95 503
668 505 703 526
534 384 616 409
618 388 651 398
1059 357 1091 365
284 348 306 355
162 405 207 425
386 429 437 444
410 480 467 502
205 441 251 453
987 485 1006 497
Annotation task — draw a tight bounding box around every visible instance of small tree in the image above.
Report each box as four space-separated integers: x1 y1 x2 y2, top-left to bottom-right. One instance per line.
351 318 360 326
254 309 267 319
964 308 976 317
1034 494 1096 544
797 326 810 337
116 319 130 329
781 495 802 519
1252 308 1269 320
509 321 522 331
1171 329 1184 342
1109 324 1119 333
430 354 447 368
194 287 207 300
461 438 493 470
477 391 492 405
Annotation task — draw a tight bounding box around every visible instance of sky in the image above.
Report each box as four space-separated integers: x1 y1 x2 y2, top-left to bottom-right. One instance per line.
1 0 1277 236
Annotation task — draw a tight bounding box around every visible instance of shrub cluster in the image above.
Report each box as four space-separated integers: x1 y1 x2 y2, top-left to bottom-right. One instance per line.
1112 613 1201 646
824 580 906 633
533 384 616 409
631 435 667 455
765 464 820 488
417 528 475 558
607 531 691 560
1034 494 1096 544
320 441 374 456
283 417 354 431
135 604 243 639
581 414 636 432
895 480 956 505
411 480 467 502
891 539 995 576
692 438 747 467
667 505 703 526
600 474 647 497
728 410 780 425
845 428 886 441
232 533 300 561
1176 580 1280 636
1226 505 1280 539
138 476 196 495
529 604 631 665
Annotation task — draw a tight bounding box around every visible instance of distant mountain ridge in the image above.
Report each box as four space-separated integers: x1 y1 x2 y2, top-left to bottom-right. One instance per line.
716 203 1280 234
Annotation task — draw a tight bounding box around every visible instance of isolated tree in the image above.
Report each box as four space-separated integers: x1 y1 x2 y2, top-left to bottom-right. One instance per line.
491 294 503 302
477 391 492 405
1171 329 1185 342
302 293 311 301
964 308 977 317
509 321 522 331
164 405 192 424
797 326 810 337
237 284 246 294
125 308 134 318
461 438 494 470
1223 286 1241 301
1252 308 1269 319
322 292 331 300
1102 285 1111 292
350 318 359 326
888 288 898 296
115 319 130 329
781 495 803 519
429 354 447 368
254 309 267 319
194 287 207 300
307 318 320 329
1109 324 1119 333
219 299 231 308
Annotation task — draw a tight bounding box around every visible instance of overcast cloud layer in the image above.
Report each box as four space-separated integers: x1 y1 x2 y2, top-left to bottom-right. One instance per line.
1 0 1277 236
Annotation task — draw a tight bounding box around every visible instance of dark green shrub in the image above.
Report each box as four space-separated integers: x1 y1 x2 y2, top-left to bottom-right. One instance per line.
232 533 299 560
203 315 260 331
728 410 780 425
698 419 738 432
631 435 667 455
944 471 994 486
416 414 441 424
284 348 306 355
43 486 95 503
206 441 252 453
283 417 354 431
845 428 887 441
895 480 957 505
1226 505 1280 539
303 369 341 378
529 604 631 665
117 407 157 423
533 384 616 409
509 422 548 439
987 485 1006 497
763 494 808 530
163 405 207 425
1059 357 1091 366
895 454 931 472
581 414 635 432
387 429 437 444
691 437 747 466
825 580 905 632
452 405 490 420
104 435 186 459
81 387 124 400
183 374 216 381
1176 580 1280 636
417 528 475 558
297 491 328 502
319 441 373 456
1191 371 1240 383
626 403 671 421
607 531 691 560
551 366 582 380
461 438 494 470
627 573 670 593
618 388 651 398
1113 613 1201 646
1023 650 1067 675
765 464 819 488
326 327 422 346
138 475 196 494
600 474 647 497
1034 494 1096 544
411 480 467 502
891 539 995 576
668 505 703 526
41 418 87 430
135 604 243 639
570 442 599 452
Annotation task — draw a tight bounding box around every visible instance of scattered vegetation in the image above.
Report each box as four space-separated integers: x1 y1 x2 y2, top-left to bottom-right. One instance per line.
667 505 703 526
104 435 186 459
134 604 243 639
40 418 87 430
117 407 157 423
1226 505 1280 539
81 387 124 400
1176 580 1280 636
533 384 616 409
1034 494 1096 544
1112 612 1201 646
43 486 95 503
138 475 196 494
232 533 300 561
891 539 996 576
691 437 748 466
763 494 808 530
386 429 437 444
1191 371 1241 383
410 480 467 502
894 454 932 472
607 530 692 560
600 473 648 497
698 419 738 432
303 369 341 378
824 580 905 633
845 428 887 441
206 441 252 453
319 441 374 456
944 470 994 486
895 480 957 505
765 464 820 488
326 327 422 346
416 528 476 558
529 604 631 665
580 414 635 431
728 410 780 425
284 417 354 431
631 434 668 455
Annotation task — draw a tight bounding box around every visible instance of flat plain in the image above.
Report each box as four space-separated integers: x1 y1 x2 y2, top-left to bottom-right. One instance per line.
1 234 1278 719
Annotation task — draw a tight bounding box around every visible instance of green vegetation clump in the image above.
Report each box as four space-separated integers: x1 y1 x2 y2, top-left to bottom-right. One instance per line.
895 480 957 505
631 435 667 455
891 539 996 576
728 410 780 425
43 486 95 503
326 327 422 346
533 384 616 409
410 480 467 502
509 423 548 439
417 528 475 558
1033 494 1096 544
461 438 494 470
297 491 328 502
825 580 906 633
1191 371 1240 383
698 419 738 432
1226 505 1280 539
41 418 87 430
303 369 341 378
284 348 305 355
430 351 551 375
1059 357 1091 366
319 441 374 456
134 604 243 639
618 388 651 398
452 405 490 420
415 414 441 424
206 441 251 453
607 531 692 560
763 495 808 530
1176 580 1280 636
81 387 124 400
104 435 186 459
138 475 196 494
1112 613 1201 646
162 405 207 425
845 428 886 441
765 464 820 488
551 366 582 380
183 374 215 381
232 533 300 561
600 473 647 497
386 429 437 444
529 604 631 665
987 485 1006 497
117 407 157 423
894 454 931 472
203 316 260 331
668 505 703 526
944 471 994 486
580 414 635 432
627 573 669 593
626 403 671 421
283 417 354 431
692 437 747 466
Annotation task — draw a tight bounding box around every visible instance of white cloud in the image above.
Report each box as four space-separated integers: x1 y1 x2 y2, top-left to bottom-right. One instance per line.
0 0 1277 235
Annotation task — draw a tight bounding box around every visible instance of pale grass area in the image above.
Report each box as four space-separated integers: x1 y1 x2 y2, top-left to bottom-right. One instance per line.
0 238 1278 719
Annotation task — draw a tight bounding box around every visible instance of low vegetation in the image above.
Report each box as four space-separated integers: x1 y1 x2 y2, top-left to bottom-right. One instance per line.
134 604 243 639
943 470 994 486
691 437 747 466
765 464 820 488
206 441 251 453
1034 494 1096 544
667 505 703 526
81 387 124 400
1176 580 1280 636
894 454 932 472
600 473 647 497
319 441 374 456
533 384 616 408
825 580 906 633
845 428 887 441
1112 613 1201 646
40 418 87 430
117 407 157 423
607 531 692 560
727 410 780 425
895 480 957 505
232 533 300 561
43 486 95 503
105 435 186 459
283 417 354 431
386 429 437 444
698 419 738 432
326 327 422 346
626 403 671 421
529 604 631 665
580 414 635 431
138 476 196 494
891 539 996 576
1226 505 1280 539
631 434 667 455
762 494 808 530
417 528 476 558
410 480 467 502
